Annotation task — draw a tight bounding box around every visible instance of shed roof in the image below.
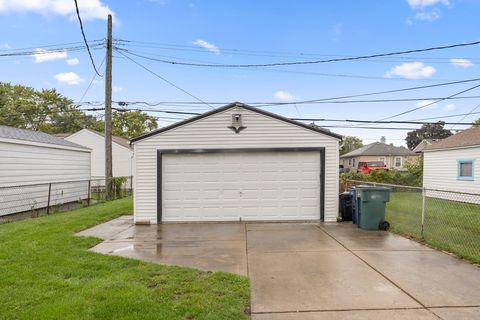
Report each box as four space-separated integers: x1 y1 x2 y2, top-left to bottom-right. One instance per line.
131 102 343 143
424 126 480 151
0 125 89 150
341 142 416 158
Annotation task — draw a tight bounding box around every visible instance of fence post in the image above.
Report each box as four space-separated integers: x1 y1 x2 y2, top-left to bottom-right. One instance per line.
87 180 91 206
46 183 52 214
421 186 426 239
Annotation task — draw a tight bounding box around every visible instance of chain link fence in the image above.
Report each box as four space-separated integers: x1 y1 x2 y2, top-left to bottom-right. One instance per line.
0 176 133 223
344 180 480 264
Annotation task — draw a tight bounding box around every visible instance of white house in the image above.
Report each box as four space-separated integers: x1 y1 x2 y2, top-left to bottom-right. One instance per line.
131 102 342 224
0 125 91 216
65 129 134 179
423 127 480 203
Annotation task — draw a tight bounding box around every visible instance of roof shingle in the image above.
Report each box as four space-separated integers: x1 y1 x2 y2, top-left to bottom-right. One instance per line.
341 142 416 158
0 125 89 150
424 127 480 151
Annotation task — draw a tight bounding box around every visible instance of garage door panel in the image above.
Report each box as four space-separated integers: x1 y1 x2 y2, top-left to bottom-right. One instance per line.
162 151 320 221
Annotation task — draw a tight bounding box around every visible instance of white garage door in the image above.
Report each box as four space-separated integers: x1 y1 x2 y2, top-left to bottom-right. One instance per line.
162 151 320 222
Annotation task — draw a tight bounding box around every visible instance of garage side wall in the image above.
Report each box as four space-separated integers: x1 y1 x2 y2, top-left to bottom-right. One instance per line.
424 147 479 195
134 107 340 223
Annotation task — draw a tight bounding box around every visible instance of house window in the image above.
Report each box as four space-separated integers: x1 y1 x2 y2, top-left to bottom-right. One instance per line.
457 160 474 180
352 159 355 167
395 157 402 167
349 159 351 166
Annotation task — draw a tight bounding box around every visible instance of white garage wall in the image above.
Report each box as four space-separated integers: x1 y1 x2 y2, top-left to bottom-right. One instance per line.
65 129 134 179
424 146 479 195
134 106 340 224
0 139 91 216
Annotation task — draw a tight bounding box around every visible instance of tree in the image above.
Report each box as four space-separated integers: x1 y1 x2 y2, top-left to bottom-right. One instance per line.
0 82 89 133
473 118 480 127
340 136 363 155
405 121 453 150
111 110 157 139
0 82 157 138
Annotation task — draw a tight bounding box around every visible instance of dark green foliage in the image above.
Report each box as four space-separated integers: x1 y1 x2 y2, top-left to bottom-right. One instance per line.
341 158 423 187
405 121 453 150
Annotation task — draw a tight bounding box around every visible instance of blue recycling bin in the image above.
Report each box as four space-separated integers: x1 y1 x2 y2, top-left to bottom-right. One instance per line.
348 187 359 225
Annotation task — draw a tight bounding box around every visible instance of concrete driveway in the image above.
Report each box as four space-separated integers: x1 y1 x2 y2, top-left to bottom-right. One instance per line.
78 217 480 319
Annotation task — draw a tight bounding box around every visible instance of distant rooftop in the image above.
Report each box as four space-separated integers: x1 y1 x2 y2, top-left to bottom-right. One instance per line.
0 125 89 150
341 142 417 158
425 127 480 151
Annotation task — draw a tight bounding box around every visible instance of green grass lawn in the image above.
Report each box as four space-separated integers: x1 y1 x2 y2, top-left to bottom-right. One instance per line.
386 192 480 264
0 198 250 320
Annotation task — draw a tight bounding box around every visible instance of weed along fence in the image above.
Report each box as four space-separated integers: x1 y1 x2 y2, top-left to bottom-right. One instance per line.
345 179 480 264
0 176 133 223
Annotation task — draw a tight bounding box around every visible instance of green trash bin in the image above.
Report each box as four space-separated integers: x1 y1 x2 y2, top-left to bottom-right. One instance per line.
356 186 391 230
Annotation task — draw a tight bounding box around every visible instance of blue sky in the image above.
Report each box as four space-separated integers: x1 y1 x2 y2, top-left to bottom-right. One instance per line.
1 0 479 145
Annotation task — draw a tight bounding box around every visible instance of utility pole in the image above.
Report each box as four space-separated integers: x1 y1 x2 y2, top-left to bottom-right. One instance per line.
104 14 113 199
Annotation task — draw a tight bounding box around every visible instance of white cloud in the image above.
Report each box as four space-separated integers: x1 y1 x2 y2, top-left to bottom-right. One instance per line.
66 58 79 65
409 9 440 22
2 43 12 49
0 0 115 22
415 100 436 110
112 85 122 93
273 90 295 102
450 58 474 68
54 72 84 85
407 0 449 9
92 79 103 85
31 48 67 63
332 23 342 35
192 39 220 54
385 62 436 79
443 104 457 111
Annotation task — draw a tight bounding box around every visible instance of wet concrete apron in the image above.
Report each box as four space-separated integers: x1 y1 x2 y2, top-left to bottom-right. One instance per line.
77 216 480 319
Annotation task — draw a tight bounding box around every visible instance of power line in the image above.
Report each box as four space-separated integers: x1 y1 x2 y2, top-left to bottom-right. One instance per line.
73 0 102 76
115 39 480 62
379 83 480 120
114 48 457 83
115 40 480 68
77 56 107 103
78 106 476 126
116 49 214 109
450 102 480 129
0 44 101 58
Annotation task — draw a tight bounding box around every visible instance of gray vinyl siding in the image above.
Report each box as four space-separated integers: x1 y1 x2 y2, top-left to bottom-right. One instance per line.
133 106 340 224
0 140 91 216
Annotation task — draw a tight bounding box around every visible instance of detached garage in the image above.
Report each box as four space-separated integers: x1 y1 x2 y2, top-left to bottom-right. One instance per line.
131 103 342 224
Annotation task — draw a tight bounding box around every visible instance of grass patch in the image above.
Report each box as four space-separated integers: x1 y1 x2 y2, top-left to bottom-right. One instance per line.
386 192 480 264
0 197 250 319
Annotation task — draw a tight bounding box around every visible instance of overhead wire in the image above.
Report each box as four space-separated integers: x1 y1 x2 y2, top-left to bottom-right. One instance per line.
73 0 102 76
113 40 480 68
115 49 215 109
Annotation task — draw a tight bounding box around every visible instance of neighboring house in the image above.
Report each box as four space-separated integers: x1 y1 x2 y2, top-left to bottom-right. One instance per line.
413 139 440 153
340 141 419 171
0 125 91 216
64 129 134 179
131 102 343 224
423 127 480 203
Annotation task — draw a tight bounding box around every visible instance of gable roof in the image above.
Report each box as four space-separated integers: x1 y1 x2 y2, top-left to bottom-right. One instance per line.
0 125 90 150
424 126 480 151
131 102 343 143
79 129 132 150
412 139 441 153
341 142 416 158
